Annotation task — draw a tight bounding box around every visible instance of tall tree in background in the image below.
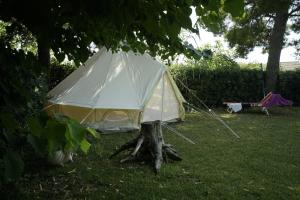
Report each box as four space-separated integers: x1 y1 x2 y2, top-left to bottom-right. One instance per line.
224 0 300 93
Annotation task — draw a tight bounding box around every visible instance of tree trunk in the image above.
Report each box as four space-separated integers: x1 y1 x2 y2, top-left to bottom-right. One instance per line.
36 32 50 88
265 7 289 93
37 34 50 69
110 121 182 173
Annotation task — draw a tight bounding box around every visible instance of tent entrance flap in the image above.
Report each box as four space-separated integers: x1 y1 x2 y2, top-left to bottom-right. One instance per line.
141 72 182 122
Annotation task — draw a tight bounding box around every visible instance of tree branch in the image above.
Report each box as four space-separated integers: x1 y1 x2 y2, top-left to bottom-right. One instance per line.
290 14 300 17
289 5 300 16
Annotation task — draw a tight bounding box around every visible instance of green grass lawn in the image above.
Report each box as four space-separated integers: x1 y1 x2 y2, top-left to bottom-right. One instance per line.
7 107 300 199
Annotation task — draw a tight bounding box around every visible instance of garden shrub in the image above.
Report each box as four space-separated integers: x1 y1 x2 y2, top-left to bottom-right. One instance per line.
0 40 95 184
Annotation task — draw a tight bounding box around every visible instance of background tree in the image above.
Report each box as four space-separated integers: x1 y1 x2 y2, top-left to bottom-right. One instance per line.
224 0 300 92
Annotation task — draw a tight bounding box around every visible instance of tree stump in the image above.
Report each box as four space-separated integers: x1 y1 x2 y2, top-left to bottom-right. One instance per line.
110 120 182 173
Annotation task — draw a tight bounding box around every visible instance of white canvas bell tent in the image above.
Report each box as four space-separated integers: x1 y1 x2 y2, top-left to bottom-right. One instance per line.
46 48 185 132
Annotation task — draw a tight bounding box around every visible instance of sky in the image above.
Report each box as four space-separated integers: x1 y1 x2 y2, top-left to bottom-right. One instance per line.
186 29 298 64
182 8 299 64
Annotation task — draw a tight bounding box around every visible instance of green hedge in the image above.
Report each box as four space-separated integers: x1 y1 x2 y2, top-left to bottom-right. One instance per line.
170 66 300 106
278 70 300 106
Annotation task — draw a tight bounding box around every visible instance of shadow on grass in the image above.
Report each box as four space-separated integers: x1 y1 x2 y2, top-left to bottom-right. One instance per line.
3 107 300 200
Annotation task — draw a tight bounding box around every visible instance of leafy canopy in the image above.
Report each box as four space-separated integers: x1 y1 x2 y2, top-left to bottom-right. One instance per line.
0 0 245 63
224 0 300 57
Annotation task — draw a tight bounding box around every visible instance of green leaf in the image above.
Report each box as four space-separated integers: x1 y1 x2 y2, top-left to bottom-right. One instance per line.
66 120 86 144
45 119 66 153
201 12 223 33
196 5 205 16
86 127 100 139
27 116 43 137
144 16 160 35
174 7 192 29
63 118 86 152
80 139 91 154
203 0 222 11
4 151 24 182
224 0 244 17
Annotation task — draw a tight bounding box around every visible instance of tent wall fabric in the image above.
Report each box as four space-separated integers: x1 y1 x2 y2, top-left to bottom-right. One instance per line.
46 48 185 132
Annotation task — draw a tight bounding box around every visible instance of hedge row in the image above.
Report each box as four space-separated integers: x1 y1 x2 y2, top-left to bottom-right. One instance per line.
170 67 300 106
278 71 300 106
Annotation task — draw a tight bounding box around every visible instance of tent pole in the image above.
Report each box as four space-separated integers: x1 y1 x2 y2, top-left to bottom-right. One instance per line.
161 72 165 121
160 73 166 143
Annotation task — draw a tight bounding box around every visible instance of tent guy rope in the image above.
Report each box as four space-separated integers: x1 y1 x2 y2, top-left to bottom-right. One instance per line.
162 122 196 144
175 78 240 139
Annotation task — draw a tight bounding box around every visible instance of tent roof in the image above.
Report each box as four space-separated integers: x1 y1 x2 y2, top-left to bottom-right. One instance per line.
48 48 182 110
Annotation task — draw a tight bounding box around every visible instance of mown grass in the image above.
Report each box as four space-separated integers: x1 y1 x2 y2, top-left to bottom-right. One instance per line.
6 107 300 199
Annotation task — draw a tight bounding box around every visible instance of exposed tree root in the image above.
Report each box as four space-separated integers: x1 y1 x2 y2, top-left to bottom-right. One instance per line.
110 121 182 173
